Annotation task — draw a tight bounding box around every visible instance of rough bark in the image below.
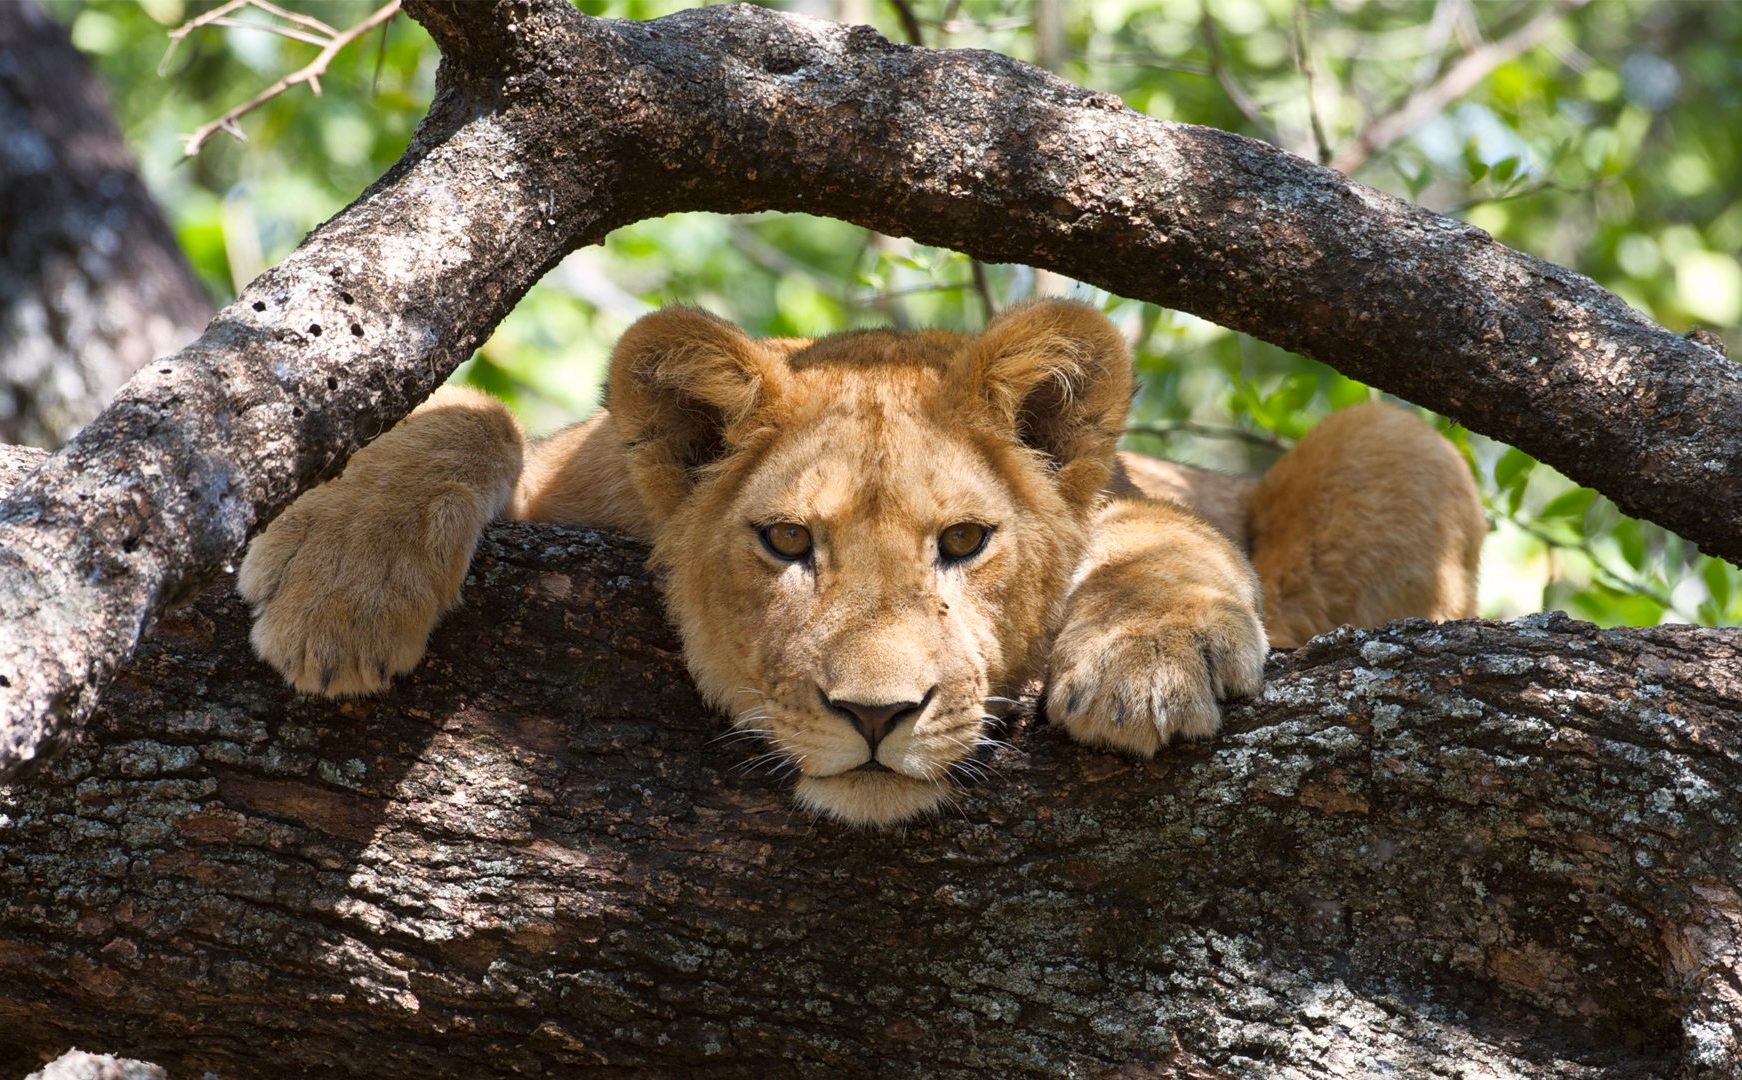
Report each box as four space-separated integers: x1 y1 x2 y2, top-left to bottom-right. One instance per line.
1 438 1738 1076
0 0 211 449
3 0 1740 781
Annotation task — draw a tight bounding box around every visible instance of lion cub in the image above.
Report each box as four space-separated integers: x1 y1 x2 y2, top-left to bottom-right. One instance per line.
240 301 1483 826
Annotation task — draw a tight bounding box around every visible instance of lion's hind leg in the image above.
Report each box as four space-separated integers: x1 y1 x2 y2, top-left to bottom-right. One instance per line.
1248 401 1485 647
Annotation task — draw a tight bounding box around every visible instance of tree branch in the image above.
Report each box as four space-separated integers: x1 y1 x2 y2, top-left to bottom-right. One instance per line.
3 0 1739 801
1 438 1738 1075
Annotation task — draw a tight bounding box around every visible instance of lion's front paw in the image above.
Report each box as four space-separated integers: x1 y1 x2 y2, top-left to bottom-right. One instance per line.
1045 600 1266 757
237 482 482 698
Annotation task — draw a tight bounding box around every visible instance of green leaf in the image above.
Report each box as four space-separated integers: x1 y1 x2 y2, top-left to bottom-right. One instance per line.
1540 487 1597 521
1401 158 1434 199
1463 140 1490 183
1273 375 1318 417
1615 520 1648 570
1494 447 1534 490
1327 376 1371 410
1702 557 1734 614
1506 480 1528 517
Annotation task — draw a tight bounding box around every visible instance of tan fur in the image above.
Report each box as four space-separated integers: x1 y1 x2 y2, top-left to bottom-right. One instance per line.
238 301 1483 827
238 386 524 695
1249 401 1485 647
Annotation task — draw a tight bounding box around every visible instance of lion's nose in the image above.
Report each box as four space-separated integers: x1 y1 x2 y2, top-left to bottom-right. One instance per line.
821 686 936 754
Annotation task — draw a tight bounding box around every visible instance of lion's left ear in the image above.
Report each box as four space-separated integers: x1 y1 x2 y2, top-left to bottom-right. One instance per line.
606 307 792 522
965 299 1133 513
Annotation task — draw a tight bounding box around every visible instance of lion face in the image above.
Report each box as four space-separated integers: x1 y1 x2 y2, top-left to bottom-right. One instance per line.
608 302 1132 826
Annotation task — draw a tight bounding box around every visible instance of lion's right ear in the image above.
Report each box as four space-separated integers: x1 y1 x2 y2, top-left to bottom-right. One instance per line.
606 307 789 521
965 299 1133 515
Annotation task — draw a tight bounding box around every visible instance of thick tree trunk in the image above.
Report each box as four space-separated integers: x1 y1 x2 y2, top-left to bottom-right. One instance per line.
2 0 1741 783
0 0 211 449
1 443 1739 1078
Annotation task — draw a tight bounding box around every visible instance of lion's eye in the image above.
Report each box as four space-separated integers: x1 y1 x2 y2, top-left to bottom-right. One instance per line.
938 522 991 562
759 522 814 561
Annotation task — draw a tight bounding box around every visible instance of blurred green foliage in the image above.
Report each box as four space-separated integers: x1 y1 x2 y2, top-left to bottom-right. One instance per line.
45 0 1742 627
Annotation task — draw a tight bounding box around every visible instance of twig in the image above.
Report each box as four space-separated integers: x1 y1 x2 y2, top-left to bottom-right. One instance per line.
1330 0 1587 175
203 17 330 49
1500 510 1688 619
850 281 972 302
1199 9 1281 146
937 16 1031 34
1292 0 1333 166
1441 176 1591 215
1070 52 1211 75
726 222 848 301
175 0 402 158
968 259 997 322
1125 422 1291 452
235 0 337 38
1034 0 1063 72
159 0 337 74
885 0 924 48
1409 0 1470 87
371 4 393 94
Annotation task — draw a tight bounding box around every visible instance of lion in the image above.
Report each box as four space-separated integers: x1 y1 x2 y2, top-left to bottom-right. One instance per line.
238 300 1484 826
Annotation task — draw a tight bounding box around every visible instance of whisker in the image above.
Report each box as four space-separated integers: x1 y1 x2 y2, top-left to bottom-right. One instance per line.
709 726 772 747
940 788 971 825
948 758 1002 785
945 759 981 782
733 749 795 777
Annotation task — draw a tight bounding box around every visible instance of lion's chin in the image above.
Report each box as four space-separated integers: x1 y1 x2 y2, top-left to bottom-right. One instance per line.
793 770 953 828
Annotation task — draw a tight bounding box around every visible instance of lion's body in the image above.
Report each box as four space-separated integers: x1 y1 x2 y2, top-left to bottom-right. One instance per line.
240 302 1484 826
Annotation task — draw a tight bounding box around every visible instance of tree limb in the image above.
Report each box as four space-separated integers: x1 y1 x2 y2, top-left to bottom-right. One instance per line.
3 0 1739 798
2 437 1739 1075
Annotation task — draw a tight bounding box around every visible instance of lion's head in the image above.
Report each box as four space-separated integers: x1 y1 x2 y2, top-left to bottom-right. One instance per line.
606 300 1132 826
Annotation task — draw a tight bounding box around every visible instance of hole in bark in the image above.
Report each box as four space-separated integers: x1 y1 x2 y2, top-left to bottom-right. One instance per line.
0 675 9 687
340 291 354 305
159 367 171 375
763 49 803 74
350 324 363 337
308 324 322 336
326 376 338 390
252 300 266 312
122 537 139 553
